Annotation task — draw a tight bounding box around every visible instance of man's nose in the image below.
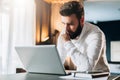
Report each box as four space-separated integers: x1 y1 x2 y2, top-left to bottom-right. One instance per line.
65 24 70 31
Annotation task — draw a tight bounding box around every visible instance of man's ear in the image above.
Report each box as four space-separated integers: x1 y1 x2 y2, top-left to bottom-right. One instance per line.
80 15 84 27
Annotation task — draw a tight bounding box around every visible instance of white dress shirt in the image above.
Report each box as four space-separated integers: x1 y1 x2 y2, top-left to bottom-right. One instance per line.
57 22 110 72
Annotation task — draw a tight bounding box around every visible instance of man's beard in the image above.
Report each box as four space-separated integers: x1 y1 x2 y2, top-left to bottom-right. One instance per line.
69 22 82 39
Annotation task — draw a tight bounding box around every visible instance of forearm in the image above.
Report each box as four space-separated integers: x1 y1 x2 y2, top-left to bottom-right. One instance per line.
57 36 67 64
64 41 92 71
64 37 103 71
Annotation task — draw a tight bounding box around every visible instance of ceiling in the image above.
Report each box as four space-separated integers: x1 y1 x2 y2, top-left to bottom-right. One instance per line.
44 0 82 3
84 0 120 22
44 0 120 22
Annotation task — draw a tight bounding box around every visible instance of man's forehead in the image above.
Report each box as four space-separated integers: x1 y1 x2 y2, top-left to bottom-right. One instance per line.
61 17 72 24
61 14 77 23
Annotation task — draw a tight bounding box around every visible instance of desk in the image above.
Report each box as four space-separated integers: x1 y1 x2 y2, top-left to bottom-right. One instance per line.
0 73 120 80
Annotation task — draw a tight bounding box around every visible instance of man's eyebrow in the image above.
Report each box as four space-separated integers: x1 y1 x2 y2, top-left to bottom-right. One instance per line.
68 21 74 25
70 21 74 25
62 21 74 25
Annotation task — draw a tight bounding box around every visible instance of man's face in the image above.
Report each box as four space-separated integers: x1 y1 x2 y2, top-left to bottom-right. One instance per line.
61 14 82 39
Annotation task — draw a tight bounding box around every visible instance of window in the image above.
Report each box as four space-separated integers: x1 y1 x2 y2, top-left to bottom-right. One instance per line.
111 41 120 62
0 0 35 74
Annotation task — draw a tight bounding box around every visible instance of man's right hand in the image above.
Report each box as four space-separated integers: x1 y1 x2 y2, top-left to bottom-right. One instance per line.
61 32 70 43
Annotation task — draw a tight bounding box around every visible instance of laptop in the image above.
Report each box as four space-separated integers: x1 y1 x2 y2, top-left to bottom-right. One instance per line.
15 45 68 75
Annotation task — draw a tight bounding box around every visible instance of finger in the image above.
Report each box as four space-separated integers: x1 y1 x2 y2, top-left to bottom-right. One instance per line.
65 30 69 35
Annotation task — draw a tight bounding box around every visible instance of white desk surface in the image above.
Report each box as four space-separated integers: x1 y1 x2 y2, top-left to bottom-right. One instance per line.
0 73 119 80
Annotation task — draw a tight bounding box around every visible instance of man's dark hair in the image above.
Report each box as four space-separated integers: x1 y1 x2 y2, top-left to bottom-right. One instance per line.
59 1 84 20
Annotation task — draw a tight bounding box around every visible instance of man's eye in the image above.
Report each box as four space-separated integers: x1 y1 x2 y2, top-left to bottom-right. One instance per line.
70 23 74 26
70 22 74 25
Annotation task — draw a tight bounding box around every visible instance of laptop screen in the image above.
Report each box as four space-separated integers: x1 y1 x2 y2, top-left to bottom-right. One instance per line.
15 45 66 75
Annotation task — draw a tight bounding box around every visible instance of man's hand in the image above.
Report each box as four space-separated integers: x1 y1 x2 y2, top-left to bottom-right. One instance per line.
61 32 70 42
